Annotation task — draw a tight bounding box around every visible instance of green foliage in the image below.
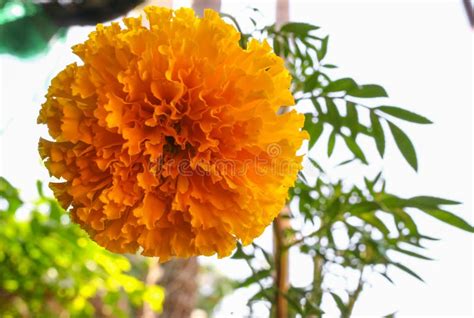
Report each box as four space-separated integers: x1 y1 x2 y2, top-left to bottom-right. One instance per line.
0 1 64 58
225 15 473 317
0 177 164 317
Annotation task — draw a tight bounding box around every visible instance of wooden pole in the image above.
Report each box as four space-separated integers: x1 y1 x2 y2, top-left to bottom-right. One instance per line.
273 1 290 317
157 258 199 318
462 0 474 29
192 0 222 16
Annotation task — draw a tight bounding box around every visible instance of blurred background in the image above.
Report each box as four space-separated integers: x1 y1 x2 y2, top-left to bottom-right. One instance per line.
0 0 473 317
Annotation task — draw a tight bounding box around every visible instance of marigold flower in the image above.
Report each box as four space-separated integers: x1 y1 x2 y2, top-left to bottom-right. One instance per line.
38 6 306 261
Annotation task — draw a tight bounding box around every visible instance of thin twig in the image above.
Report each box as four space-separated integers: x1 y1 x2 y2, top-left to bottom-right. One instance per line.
344 269 365 318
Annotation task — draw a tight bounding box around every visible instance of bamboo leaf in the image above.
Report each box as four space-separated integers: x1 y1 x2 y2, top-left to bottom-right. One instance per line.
304 115 324 150
280 22 320 35
347 84 388 98
325 98 341 128
304 72 322 92
419 208 474 233
330 292 347 315
346 102 358 131
328 130 337 157
407 196 461 208
380 272 394 285
370 111 385 157
317 36 329 61
358 213 390 236
273 38 282 56
324 78 358 93
336 157 357 167
391 262 424 282
394 247 433 261
349 201 380 214
231 244 251 260
309 157 325 172
343 135 367 164
388 121 418 171
237 269 272 288
391 208 419 236
376 106 432 124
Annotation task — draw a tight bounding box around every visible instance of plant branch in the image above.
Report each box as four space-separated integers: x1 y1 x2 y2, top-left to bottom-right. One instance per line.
273 207 290 318
344 269 365 318
312 254 325 308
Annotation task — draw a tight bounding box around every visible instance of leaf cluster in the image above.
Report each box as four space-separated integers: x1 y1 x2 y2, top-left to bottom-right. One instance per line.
0 177 164 318
224 16 473 317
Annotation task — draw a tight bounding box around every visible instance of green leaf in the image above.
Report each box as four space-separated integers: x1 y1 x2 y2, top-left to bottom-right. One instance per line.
391 208 419 236
248 287 275 303
231 245 251 259
380 272 394 284
373 171 383 185
407 196 461 208
0 177 23 215
376 106 432 124
419 234 440 241
237 269 271 288
280 22 320 35
304 115 324 150
49 201 63 222
304 113 314 131
309 158 325 172
347 84 388 98
370 112 385 157
322 64 338 69
328 130 337 157
388 121 418 171
282 291 306 315
393 247 433 261
298 171 309 184
304 72 321 92
358 213 390 236
317 36 329 61
391 262 424 282
36 180 44 198
345 102 358 130
330 292 346 315
325 98 341 127
311 97 324 114
419 208 474 233
343 135 367 164
349 201 380 214
273 38 281 56
324 78 358 93
346 104 358 130
336 157 357 167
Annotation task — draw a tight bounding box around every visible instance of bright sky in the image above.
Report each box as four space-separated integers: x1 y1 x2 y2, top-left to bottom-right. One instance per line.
0 0 472 317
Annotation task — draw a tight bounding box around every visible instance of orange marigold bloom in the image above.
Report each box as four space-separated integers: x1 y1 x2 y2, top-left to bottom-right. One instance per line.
38 6 306 261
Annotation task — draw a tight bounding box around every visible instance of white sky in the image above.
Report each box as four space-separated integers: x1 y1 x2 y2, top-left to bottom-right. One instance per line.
0 0 472 317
